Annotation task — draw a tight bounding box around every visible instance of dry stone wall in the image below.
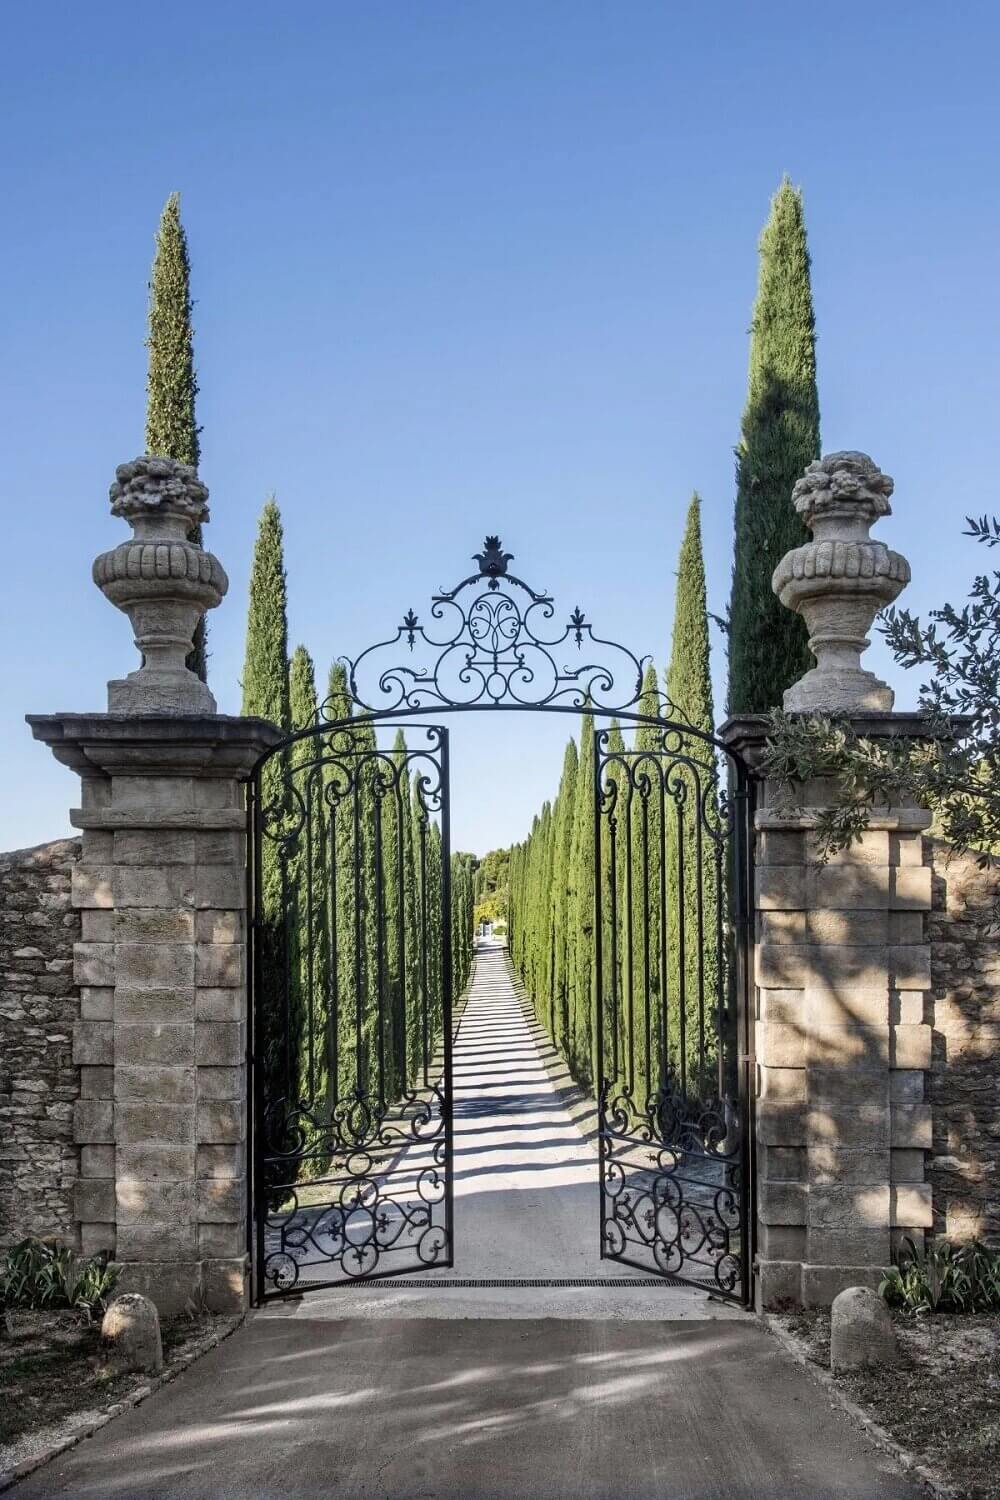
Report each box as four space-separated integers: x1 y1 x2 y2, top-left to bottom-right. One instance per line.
928 842 1000 1244
0 838 81 1248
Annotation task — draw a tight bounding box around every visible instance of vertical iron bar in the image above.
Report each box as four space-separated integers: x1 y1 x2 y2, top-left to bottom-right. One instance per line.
675 796 687 1101
695 771 706 1100
396 772 408 1098
439 729 455 1269
640 783 651 1105
328 802 339 1107
374 772 387 1114
656 765 668 1100
353 766 364 1096
281 851 293 1105
419 813 430 1087
609 810 619 1085
624 770 635 1100
305 769 316 1106
592 735 607 1263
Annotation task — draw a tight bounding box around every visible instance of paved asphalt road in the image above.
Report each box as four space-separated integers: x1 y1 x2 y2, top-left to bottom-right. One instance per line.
16 1316 920 1499
13 945 922 1498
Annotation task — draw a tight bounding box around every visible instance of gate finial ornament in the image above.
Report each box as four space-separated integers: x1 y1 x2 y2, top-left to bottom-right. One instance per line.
473 535 513 588
93 457 228 713
772 451 910 713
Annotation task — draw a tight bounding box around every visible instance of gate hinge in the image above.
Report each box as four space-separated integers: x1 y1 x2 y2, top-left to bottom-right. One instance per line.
738 1053 756 1065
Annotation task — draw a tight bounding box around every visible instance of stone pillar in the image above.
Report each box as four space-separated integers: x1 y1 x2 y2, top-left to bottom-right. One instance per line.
30 458 281 1313
723 451 934 1309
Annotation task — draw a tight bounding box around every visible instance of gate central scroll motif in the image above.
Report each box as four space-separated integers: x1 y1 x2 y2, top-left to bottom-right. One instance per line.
248 538 754 1305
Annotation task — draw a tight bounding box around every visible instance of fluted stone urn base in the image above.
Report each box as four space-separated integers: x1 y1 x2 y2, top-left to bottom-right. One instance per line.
784 664 893 713
108 669 217 715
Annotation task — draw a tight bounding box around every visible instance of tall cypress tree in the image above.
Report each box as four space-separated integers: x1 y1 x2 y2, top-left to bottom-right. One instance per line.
242 500 291 729
666 495 720 1097
727 178 820 714
549 739 579 1056
145 193 207 681
242 501 291 1187
633 667 663 1105
288 646 323 1145
567 713 596 1087
385 729 409 1097
325 663 360 1103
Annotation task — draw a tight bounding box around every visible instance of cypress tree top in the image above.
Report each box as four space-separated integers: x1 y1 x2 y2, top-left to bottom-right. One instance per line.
241 499 291 730
289 645 318 734
146 193 200 468
146 192 207 680
727 177 820 715
667 494 715 734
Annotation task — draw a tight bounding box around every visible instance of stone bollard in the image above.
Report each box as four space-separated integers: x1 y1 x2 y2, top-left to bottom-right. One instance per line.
830 1285 900 1372
100 1292 163 1375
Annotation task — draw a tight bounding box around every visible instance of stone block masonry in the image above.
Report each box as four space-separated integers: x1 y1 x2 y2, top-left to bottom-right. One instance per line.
724 715 938 1311
29 714 281 1314
927 844 1000 1244
0 839 82 1249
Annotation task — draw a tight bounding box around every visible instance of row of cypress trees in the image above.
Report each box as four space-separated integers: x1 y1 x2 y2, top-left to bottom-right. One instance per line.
241 501 474 1165
508 496 720 1101
508 177 820 1102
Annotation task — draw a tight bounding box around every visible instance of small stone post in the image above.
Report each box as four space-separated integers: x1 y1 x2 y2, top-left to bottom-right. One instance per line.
30 458 281 1313
723 452 934 1308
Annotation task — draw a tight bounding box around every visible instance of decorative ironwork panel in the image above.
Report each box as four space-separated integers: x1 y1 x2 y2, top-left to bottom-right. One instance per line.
593 726 753 1302
321 536 692 721
249 724 453 1300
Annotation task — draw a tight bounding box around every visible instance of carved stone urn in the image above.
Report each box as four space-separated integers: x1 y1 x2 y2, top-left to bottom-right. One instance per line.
92 457 228 713
771 451 911 713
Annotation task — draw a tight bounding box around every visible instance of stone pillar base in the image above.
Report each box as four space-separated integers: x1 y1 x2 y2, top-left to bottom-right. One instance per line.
116 1255 248 1315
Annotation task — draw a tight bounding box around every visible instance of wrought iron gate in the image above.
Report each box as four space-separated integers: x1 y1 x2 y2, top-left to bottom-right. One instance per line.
247 535 754 1304
249 722 453 1299
593 725 753 1302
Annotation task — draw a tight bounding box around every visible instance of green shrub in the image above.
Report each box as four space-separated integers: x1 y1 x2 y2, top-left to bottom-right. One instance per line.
880 1236 1000 1314
0 1238 120 1318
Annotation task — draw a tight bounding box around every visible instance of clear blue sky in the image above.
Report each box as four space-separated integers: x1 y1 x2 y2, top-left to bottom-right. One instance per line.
4 1 999 855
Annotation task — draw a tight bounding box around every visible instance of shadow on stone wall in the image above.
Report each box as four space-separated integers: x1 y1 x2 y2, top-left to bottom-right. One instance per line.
0 837 81 1248
929 838 1000 1244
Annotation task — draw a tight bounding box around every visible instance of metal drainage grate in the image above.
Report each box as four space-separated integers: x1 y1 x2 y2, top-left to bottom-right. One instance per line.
341 1277 691 1289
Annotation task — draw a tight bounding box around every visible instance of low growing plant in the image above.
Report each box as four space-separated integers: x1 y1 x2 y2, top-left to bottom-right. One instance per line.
0 1238 120 1320
880 1236 1000 1314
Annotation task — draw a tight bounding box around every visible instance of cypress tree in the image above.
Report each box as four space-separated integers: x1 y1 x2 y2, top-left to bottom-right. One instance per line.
353 714 380 1103
666 495 721 1097
385 729 409 1097
633 665 663 1105
242 500 291 729
288 646 323 1151
599 719 626 1094
728 178 820 714
324 662 358 1103
242 501 291 1188
145 193 207 681
567 713 596 1087
409 774 430 1083
549 739 578 1058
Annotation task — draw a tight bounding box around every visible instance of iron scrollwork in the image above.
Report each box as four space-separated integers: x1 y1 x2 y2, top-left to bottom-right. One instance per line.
328 535 681 717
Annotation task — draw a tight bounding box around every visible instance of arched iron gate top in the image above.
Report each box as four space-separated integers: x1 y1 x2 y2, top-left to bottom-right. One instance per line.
249 535 753 773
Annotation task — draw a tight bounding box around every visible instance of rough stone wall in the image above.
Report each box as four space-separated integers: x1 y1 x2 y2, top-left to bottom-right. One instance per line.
928 842 1000 1244
0 838 81 1248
